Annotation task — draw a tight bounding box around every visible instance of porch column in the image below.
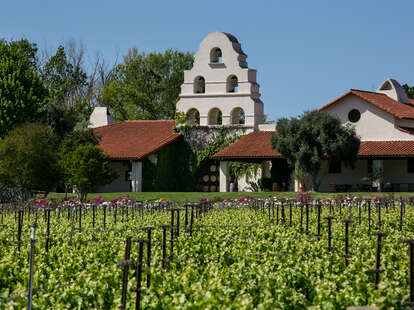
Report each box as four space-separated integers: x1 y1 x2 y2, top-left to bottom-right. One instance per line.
294 179 300 192
373 159 383 192
131 161 142 192
219 161 230 192
261 160 272 178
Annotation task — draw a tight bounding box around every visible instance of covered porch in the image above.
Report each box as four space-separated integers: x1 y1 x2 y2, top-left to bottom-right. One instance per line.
212 131 285 192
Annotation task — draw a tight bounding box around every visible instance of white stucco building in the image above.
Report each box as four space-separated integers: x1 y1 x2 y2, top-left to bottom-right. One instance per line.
316 78 414 192
214 77 414 192
90 32 414 193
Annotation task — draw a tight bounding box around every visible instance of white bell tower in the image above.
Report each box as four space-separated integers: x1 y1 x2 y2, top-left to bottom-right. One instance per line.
176 32 264 128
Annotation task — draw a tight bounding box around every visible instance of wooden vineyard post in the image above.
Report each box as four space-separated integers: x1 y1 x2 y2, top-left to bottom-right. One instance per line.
170 208 175 238
300 204 304 234
161 225 169 269
118 237 132 310
276 202 279 224
400 200 404 231
103 204 107 229
281 201 286 225
16 210 23 255
305 203 310 235
402 239 414 308
176 209 180 238
376 201 382 230
342 218 353 266
370 232 387 289
368 201 371 233
45 208 51 253
134 239 146 310
78 204 82 233
325 216 334 251
70 205 75 246
190 206 194 236
92 204 96 228
28 223 37 310
315 202 321 241
114 205 117 224
268 201 271 221
289 201 292 227
143 226 154 288
184 205 188 232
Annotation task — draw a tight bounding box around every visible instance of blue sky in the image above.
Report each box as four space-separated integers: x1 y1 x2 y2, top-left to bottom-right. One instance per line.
2 0 414 121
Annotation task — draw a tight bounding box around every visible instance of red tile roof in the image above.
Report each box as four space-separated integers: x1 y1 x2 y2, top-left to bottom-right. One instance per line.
358 141 414 157
319 90 414 120
212 131 282 159
212 131 414 160
93 120 180 160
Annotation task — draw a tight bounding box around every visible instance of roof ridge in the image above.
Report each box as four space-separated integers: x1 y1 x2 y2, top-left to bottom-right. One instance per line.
124 120 175 123
350 89 385 95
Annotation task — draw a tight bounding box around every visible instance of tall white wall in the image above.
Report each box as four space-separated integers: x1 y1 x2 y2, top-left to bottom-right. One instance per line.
177 32 264 128
324 95 414 141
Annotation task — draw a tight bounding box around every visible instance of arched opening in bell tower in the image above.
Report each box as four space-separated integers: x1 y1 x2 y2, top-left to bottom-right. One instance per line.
230 107 245 125
186 108 200 125
208 108 222 125
210 47 222 63
193 76 205 94
227 75 238 93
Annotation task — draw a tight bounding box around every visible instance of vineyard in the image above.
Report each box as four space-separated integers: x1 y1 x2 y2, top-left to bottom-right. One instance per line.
1 195 414 309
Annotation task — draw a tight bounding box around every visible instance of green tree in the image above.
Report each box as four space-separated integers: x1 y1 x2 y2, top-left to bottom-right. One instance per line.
402 84 414 99
0 123 60 196
101 48 193 121
42 45 87 105
271 110 360 191
41 45 91 138
60 144 116 201
0 40 48 137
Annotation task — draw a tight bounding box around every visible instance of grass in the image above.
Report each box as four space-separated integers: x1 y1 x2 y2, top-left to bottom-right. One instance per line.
46 191 414 202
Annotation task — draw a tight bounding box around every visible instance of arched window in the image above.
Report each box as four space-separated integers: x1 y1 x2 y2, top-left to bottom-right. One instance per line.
230 107 245 125
208 108 222 125
227 75 238 93
210 47 222 63
193 76 205 94
186 108 200 125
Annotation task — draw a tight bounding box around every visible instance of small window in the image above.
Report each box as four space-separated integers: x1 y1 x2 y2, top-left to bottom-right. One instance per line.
408 158 414 173
227 75 238 93
193 76 205 94
367 159 373 174
329 160 341 174
210 48 222 63
348 109 361 123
